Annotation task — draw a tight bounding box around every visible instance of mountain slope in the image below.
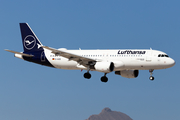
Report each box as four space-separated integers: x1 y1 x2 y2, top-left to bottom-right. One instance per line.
86 108 132 120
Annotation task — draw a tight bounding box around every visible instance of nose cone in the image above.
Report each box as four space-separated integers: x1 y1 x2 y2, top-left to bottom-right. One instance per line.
168 58 175 67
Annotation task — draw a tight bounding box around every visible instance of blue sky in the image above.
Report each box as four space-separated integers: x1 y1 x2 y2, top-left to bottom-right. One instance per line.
1 0 180 120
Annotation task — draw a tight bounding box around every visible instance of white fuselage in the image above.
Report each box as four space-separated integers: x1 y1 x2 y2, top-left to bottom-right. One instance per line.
44 49 175 71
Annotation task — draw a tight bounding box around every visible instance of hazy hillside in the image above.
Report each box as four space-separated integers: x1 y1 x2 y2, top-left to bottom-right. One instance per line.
86 108 132 120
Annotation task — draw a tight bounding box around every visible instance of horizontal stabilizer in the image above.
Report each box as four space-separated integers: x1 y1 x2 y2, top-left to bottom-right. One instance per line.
5 49 34 57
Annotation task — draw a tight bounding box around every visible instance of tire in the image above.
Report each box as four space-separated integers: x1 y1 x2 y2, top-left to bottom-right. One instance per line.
101 76 108 82
84 72 91 79
149 76 154 81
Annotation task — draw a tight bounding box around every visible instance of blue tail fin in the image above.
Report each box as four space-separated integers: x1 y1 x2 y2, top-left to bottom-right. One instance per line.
20 23 43 52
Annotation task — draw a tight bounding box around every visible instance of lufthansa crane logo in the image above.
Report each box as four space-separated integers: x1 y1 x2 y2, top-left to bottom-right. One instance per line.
24 35 36 50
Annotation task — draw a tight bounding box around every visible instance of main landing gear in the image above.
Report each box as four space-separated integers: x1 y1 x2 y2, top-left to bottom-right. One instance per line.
83 71 108 83
84 72 91 79
84 67 91 79
101 73 108 83
149 69 154 81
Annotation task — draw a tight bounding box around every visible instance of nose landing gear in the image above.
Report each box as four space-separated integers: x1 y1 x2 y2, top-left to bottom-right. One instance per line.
149 76 154 80
149 69 154 81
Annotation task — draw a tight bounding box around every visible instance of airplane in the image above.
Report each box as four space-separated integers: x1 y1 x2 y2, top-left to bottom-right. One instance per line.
5 23 175 82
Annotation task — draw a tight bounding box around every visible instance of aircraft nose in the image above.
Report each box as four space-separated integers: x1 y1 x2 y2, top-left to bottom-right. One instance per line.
168 58 175 67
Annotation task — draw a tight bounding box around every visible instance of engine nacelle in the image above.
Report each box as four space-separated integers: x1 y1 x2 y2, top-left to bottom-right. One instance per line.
115 70 139 78
94 62 114 73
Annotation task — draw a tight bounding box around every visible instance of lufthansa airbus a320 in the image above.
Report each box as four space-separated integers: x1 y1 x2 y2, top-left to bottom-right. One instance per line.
5 23 175 82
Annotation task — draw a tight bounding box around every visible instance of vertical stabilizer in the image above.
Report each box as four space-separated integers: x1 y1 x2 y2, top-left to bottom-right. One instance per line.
20 23 43 52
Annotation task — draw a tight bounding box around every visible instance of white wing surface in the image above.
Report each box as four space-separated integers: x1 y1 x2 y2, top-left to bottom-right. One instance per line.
42 46 98 67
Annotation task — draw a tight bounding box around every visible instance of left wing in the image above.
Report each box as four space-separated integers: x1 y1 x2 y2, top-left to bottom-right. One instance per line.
42 46 99 67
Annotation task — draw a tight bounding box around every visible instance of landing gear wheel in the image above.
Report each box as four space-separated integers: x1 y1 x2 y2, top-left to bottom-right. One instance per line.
149 76 154 81
84 72 91 79
149 69 154 81
101 76 108 83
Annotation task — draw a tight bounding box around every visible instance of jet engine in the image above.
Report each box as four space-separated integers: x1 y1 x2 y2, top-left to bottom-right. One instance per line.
94 62 114 73
115 70 139 78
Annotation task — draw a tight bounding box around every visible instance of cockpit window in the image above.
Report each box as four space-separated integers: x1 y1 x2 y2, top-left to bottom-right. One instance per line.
158 54 169 57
